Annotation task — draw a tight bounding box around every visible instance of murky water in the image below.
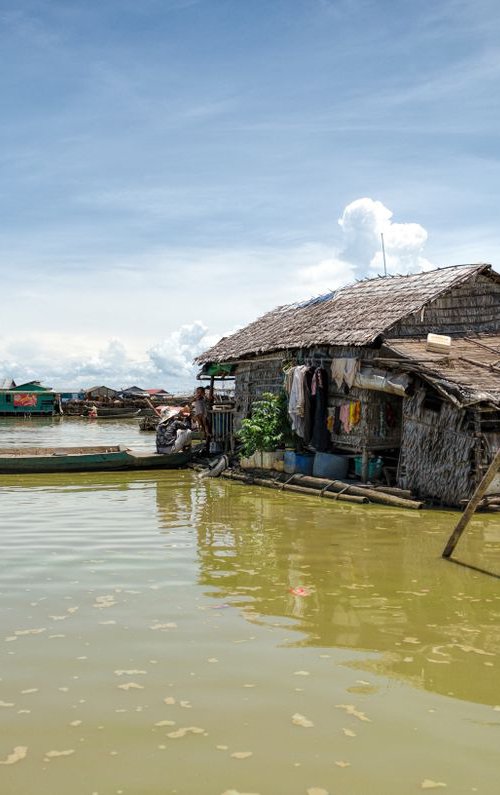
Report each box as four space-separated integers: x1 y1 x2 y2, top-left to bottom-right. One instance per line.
1 418 500 794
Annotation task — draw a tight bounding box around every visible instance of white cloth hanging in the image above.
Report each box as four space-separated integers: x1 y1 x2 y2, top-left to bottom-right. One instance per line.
288 365 308 438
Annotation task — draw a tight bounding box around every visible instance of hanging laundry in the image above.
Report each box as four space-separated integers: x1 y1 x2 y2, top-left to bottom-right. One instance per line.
339 403 351 433
333 405 341 435
310 367 330 451
302 366 315 445
349 401 361 426
344 359 360 388
331 358 348 390
330 358 360 390
288 365 308 438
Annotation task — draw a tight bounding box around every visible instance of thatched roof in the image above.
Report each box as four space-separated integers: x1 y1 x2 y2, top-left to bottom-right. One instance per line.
382 335 500 406
198 263 499 364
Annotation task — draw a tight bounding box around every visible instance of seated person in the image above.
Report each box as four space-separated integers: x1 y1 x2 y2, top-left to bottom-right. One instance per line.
156 410 192 454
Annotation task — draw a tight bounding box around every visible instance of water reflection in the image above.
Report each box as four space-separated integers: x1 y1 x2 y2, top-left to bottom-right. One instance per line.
159 477 500 706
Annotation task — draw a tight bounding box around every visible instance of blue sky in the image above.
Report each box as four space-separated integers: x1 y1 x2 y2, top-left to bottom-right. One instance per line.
1 0 500 389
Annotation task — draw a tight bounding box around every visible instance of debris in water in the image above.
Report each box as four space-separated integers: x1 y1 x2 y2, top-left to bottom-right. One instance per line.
335 704 371 722
167 726 205 738
292 713 314 728
44 749 75 760
231 751 253 759
0 746 28 765
117 682 144 691
421 781 447 789
150 623 177 630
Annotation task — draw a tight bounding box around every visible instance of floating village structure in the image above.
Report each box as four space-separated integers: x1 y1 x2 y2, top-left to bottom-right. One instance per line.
0 380 58 416
197 263 500 507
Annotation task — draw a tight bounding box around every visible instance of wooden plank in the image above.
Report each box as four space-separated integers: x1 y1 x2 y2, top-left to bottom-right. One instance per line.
442 448 500 559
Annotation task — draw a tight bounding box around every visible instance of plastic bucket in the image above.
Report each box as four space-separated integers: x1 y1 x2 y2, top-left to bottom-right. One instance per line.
354 456 383 479
313 452 348 480
284 451 314 475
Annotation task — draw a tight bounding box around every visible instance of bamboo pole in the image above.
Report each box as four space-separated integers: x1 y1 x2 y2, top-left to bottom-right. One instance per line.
442 448 500 559
288 475 423 509
221 471 367 503
223 470 422 509
252 477 368 504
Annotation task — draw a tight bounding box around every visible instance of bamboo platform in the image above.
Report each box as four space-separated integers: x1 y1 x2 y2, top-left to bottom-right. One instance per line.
218 468 423 510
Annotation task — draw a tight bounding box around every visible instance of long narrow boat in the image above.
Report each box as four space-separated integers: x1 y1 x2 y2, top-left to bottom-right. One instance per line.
82 409 142 419
0 445 192 474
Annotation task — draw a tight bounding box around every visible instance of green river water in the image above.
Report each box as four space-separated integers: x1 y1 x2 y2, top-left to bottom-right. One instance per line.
1 418 500 794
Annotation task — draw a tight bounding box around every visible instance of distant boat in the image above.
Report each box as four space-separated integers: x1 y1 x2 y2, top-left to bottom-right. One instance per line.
82 408 142 419
0 445 192 474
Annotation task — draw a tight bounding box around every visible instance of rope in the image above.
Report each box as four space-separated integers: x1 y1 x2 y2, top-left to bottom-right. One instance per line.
280 473 299 490
320 481 351 500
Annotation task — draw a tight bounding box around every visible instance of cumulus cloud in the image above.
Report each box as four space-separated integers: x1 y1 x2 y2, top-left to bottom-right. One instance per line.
0 198 434 387
0 323 216 392
294 197 434 298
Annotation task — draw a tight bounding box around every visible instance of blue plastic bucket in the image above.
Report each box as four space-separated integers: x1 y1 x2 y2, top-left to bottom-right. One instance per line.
283 451 314 475
313 452 348 480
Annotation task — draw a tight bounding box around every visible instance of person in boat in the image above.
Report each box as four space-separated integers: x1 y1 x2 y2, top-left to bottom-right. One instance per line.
88 403 98 419
193 386 213 451
156 408 192 455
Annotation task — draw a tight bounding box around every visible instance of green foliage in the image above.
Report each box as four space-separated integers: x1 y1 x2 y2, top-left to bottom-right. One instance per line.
238 391 290 456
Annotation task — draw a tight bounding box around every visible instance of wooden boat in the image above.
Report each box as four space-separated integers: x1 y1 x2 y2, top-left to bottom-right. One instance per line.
0 445 192 474
83 408 142 419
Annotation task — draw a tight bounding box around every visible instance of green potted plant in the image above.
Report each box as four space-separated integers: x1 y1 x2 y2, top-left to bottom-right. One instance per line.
238 392 289 469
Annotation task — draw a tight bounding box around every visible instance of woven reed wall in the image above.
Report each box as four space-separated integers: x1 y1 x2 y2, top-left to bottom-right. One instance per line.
398 388 476 505
389 275 500 338
233 355 285 427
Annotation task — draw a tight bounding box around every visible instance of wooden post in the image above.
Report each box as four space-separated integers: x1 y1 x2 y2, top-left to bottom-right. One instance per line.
361 447 369 483
442 447 500 559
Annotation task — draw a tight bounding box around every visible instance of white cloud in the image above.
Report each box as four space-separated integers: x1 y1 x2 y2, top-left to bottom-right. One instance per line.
293 197 434 298
0 323 216 392
338 197 434 275
0 198 435 387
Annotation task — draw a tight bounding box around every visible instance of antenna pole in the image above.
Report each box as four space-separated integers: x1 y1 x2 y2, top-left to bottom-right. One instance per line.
381 233 387 276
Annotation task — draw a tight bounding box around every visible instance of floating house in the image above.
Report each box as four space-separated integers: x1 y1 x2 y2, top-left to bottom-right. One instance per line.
197 263 500 507
145 388 172 400
85 385 119 401
0 380 57 416
120 386 150 399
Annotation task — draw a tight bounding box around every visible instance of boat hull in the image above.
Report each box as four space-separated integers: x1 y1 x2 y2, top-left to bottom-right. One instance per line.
0 446 192 474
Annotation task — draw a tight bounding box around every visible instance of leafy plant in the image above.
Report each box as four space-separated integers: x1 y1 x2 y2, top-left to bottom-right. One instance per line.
238 391 290 456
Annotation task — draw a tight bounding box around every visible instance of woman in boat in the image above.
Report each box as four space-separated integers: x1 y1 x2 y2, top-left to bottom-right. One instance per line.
156 409 192 455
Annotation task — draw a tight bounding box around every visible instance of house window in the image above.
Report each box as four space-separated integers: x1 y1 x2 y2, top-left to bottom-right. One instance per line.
5 394 11 403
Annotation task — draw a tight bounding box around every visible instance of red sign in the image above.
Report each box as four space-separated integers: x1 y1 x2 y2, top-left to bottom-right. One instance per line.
13 393 38 407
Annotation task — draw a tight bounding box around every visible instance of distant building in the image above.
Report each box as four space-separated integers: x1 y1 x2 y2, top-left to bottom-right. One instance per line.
57 389 86 402
0 380 57 416
120 386 149 399
145 388 172 399
85 386 119 401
